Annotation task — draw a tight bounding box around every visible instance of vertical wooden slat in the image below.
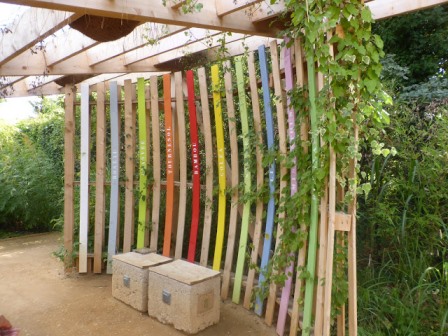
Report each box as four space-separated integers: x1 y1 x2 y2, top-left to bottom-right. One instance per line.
79 83 90 273
290 39 308 336
277 40 297 335
137 77 147 249
186 70 201 263
64 84 75 268
255 44 276 316
198 67 214 267
232 56 252 304
150 76 161 251
174 71 188 259
244 51 264 310
145 84 152 248
314 70 328 335
163 74 175 257
348 125 358 335
265 39 288 326
107 81 120 274
94 82 106 273
123 79 135 253
211 64 227 271
221 60 239 300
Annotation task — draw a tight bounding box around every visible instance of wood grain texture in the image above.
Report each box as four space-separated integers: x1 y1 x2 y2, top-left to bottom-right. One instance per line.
174 71 187 260
137 77 147 249
93 82 106 273
79 83 90 273
123 79 135 253
63 84 75 269
150 76 161 251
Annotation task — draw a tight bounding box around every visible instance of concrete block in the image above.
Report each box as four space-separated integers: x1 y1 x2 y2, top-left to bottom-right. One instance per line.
112 252 171 312
147 259 221 334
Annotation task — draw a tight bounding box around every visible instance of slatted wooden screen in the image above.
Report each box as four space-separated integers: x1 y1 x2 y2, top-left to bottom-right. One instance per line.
64 38 358 335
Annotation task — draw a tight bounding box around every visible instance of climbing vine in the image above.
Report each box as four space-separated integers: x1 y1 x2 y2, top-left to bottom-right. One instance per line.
263 0 392 319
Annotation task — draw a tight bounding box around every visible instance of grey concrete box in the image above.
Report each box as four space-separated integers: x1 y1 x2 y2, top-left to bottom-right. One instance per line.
112 252 171 312
147 259 221 334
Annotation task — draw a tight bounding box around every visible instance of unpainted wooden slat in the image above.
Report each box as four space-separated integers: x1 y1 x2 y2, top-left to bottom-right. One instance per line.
221 60 239 300
163 74 175 257
63 84 75 269
174 71 188 259
198 67 214 267
79 83 90 273
150 76 161 251
123 79 135 253
93 82 106 273
289 38 309 336
264 39 287 326
244 51 264 310
145 84 152 247
107 81 120 274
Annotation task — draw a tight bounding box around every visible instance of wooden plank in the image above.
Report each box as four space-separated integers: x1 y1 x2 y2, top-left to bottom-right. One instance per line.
221 61 239 300
277 40 296 336
198 67 214 267
123 79 135 253
93 82 106 273
174 71 188 259
348 125 359 335
334 213 352 232
215 0 263 16
8 0 277 37
186 70 201 263
314 69 328 335
255 44 276 316
145 84 152 247
107 81 120 274
150 76 161 251
289 38 308 336
265 40 287 326
232 56 252 304
63 84 75 269
211 64 227 271
369 0 448 20
244 51 264 310
136 78 148 249
163 74 175 257
79 83 90 273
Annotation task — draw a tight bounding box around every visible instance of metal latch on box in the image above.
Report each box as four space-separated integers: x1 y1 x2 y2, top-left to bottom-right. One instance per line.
123 275 130 288
162 289 171 305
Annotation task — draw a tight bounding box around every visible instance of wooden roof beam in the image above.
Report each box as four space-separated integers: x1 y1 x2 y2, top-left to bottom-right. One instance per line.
0 7 81 65
0 0 278 37
216 0 263 17
369 0 448 20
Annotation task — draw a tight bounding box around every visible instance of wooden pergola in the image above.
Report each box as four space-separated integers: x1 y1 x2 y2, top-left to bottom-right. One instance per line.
0 1 446 336
0 0 446 97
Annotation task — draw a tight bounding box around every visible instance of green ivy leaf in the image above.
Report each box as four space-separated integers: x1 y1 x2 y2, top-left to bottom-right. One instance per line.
361 8 372 22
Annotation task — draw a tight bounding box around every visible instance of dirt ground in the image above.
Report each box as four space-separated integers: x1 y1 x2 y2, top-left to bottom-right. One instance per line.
0 233 276 336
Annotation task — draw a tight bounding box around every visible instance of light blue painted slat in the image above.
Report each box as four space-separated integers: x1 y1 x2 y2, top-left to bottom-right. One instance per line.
107 81 119 274
255 44 276 316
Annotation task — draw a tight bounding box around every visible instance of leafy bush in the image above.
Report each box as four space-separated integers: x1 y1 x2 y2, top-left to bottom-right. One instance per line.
358 101 448 334
0 102 64 232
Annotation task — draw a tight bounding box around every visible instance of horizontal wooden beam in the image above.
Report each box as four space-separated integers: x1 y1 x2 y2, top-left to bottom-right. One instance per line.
0 0 277 36
215 0 263 17
369 0 448 19
0 7 81 65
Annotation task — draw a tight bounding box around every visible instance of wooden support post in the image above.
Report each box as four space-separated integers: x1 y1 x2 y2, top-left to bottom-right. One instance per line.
123 79 135 253
63 84 75 269
222 60 239 300
93 82 106 273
